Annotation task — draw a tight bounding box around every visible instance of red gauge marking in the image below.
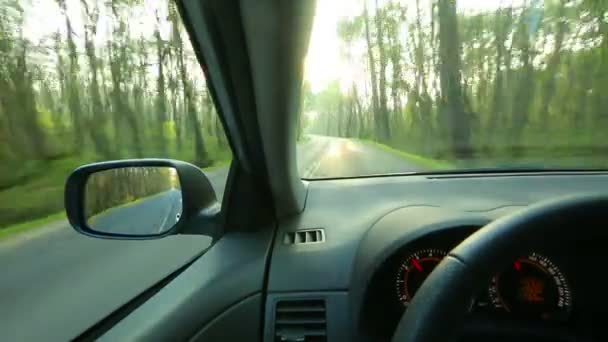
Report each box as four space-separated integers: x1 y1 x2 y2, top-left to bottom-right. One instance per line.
412 259 422 271
514 261 521 271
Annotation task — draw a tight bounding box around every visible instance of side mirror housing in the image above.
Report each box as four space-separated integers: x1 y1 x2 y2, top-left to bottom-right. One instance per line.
65 159 219 239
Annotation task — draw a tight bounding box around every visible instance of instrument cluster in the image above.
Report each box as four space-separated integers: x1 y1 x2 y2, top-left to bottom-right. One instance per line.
359 226 608 340
394 248 572 321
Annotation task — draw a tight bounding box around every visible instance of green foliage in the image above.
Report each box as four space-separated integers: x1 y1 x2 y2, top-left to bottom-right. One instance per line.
0 156 92 228
0 0 231 230
337 16 363 47
303 0 608 167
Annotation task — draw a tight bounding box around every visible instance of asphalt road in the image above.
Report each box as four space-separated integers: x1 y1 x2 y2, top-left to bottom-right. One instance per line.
299 135 424 178
91 189 183 235
0 135 424 341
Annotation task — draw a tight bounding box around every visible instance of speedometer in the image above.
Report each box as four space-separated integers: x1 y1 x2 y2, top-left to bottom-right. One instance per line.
489 252 572 320
395 248 447 306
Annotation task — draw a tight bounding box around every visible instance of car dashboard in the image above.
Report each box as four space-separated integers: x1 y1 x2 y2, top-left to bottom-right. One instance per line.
364 226 604 341
265 172 608 342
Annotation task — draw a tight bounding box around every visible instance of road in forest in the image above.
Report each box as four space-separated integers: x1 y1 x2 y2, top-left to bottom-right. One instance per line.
0 135 425 341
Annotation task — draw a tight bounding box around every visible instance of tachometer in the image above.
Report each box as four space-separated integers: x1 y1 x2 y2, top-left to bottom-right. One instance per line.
395 248 447 306
489 252 572 320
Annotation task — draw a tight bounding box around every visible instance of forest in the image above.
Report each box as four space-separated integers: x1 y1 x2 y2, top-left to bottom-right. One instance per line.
304 0 608 167
0 0 229 228
2 0 608 230
84 167 179 219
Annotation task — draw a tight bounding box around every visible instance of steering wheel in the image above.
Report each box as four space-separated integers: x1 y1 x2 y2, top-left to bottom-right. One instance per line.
391 195 606 342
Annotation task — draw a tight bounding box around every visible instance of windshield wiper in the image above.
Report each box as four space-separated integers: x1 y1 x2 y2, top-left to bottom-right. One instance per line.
412 166 608 176
304 166 608 181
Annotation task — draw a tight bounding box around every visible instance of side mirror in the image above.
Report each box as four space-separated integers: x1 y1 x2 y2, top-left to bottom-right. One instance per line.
65 159 219 239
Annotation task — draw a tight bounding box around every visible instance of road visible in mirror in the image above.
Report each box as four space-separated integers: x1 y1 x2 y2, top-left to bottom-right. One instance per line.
84 166 183 235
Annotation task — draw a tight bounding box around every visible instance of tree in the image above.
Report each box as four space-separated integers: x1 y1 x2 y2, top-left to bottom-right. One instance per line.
169 2 209 166
108 0 143 157
437 0 471 158
374 0 391 142
154 10 169 155
509 3 538 157
81 0 113 158
384 2 407 143
0 2 48 159
56 0 85 152
538 0 568 125
0 0 231 226
485 6 513 150
363 1 382 141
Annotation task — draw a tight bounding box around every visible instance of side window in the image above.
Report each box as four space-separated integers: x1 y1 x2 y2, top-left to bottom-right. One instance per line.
0 1 231 339
0 0 230 235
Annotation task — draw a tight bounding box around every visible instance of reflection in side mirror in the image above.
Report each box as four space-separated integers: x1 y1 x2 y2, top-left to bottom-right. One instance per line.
84 167 182 236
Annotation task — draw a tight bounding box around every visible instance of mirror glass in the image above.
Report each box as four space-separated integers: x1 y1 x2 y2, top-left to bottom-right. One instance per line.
84 167 182 235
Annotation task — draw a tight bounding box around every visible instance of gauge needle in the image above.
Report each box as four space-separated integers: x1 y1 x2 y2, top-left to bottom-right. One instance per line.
412 259 422 271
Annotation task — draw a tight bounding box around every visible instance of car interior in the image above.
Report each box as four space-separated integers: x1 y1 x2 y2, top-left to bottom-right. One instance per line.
57 0 608 341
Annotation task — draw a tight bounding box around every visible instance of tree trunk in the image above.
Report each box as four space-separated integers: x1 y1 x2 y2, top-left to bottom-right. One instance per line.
538 0 567 124
437 0 471 158
178 46 209 166
58 0 84 153
82 0 113 158
374 0 390 142
171 76 182 152
387 18 403 143
14 45 48 158
363 1 381 141
486 7 512 152
108 38 143 158
53 32 67 132
510 8 536 158
155 27 168 155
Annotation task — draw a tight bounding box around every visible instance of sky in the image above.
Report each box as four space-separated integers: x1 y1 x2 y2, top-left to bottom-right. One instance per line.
21 0 170 48
18 0 180 78
304 0 363 93
18 0 528 93
304 0 528 94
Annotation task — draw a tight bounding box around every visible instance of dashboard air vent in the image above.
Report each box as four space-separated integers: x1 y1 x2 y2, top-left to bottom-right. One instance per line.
283 229 325 245
274 299 327 342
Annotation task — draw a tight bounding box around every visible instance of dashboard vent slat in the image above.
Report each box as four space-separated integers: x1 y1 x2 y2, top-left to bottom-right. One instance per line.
276 306 325 313
276 318 326 324
283 229 325 245
274 299 327 342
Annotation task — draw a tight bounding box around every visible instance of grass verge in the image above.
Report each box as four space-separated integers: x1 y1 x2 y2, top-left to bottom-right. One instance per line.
0 212 66 242
201 159 231 172
0 156 93 229
361 140 454 170
0 153 230 240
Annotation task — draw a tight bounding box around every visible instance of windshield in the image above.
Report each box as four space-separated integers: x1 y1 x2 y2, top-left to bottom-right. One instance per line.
299 0 608 178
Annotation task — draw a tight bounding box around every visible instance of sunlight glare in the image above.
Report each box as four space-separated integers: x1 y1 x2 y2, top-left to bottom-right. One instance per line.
304 0 526 94
326 143 344 158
